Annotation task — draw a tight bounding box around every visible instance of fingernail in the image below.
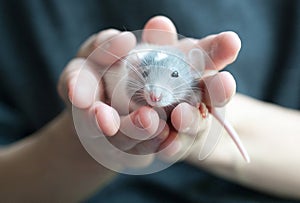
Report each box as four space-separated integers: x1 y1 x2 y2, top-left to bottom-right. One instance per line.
68 78 76 103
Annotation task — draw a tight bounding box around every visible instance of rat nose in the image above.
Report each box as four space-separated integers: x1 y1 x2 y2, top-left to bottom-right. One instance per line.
150 92 162 102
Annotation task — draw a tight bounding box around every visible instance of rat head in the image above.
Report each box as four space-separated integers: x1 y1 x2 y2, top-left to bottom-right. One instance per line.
126 49 200 108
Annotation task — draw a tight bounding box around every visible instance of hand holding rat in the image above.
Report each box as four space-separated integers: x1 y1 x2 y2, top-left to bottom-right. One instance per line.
57 16 240 169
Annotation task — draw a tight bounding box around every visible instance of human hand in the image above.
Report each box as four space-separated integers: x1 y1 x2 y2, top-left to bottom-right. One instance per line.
57 26 172 170
57 16 241 172
137 16 241 162
185 93 300 199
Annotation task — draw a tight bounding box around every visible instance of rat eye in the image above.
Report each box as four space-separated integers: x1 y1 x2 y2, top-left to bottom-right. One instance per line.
171 71 179 78
142 70 149 78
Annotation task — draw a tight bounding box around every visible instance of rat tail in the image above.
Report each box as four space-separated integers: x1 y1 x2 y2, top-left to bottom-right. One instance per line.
210 108 251 163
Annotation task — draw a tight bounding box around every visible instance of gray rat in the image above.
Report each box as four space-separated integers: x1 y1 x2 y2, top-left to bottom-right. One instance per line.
123 44 250 162
127 45 200 108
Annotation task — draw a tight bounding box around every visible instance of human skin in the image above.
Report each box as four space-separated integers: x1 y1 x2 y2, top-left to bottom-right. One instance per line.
60 17 300 200
0 16 245 202
187 94 300 199
55 16 300 200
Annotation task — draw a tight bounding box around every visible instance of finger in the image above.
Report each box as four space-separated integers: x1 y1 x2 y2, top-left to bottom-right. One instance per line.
89 31 137 66
57 59 79 106
94 102 120 136
200 31 241 69
59 30 125 108
67 59 103 109
178 31 241 70
202 71 236 107
157 131 182 158
142 15 178 45
120 106 160 139
107 106 160 151
77 29 121 58
128 120 169 155
171 103 207 135
78 29 137 66
58 58 102 109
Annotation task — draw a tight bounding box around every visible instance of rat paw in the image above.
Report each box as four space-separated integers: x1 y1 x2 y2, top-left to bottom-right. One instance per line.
199 103 209 119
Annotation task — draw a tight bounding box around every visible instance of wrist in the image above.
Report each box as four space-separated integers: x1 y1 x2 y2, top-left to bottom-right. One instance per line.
39 110 116 173
35 110 116 200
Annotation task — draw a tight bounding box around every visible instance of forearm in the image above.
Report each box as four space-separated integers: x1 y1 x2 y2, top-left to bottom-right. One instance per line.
0 110 116 202
187 94 300 199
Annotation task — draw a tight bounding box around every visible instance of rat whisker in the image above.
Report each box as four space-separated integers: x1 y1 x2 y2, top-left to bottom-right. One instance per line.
131 96 147 105
175 98 196 104
127 85 141 91
127 82 145 90
127 81 144 88
168 103 177 108
132 93 145 99
172 83 195 91
126 64 146 82
103 71 123 77
173 90 196 96
133 98 146 103
173 93 200 102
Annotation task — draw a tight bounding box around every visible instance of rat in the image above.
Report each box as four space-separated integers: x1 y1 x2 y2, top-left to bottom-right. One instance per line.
122 44 250 163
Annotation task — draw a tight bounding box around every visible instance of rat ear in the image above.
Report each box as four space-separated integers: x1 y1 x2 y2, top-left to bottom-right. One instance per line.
188 48 206 75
